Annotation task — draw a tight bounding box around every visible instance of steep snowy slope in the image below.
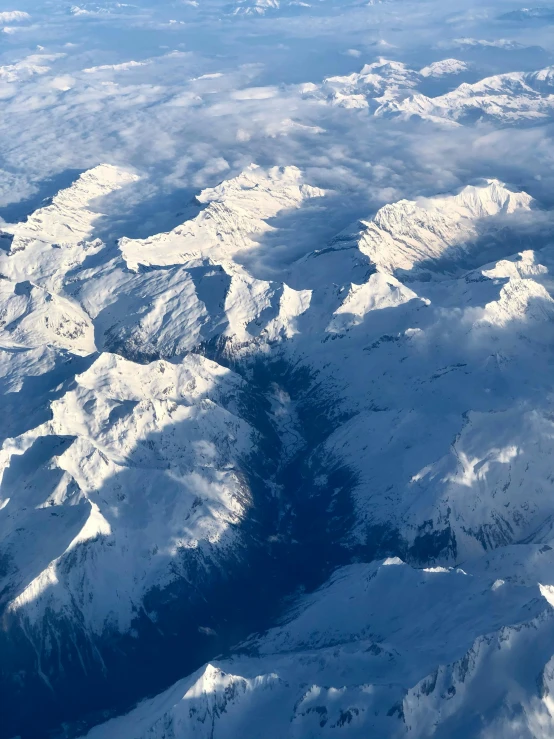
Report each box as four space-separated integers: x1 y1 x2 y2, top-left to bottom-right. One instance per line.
4 163 554 739
0 164 139 290
119 164 325 271
1 165 138 261
306 58 420 110
0 352 256 632
378 66 554 125
82 555 554 739
320 179 533 278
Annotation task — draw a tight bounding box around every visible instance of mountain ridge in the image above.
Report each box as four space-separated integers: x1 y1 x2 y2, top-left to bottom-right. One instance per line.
2 163 554 738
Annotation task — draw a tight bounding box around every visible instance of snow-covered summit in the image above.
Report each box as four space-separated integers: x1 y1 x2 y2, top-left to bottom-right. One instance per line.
349 179 533 276
420 58 469 78
120 164 325 270
0 351 255 632
380 66 554 124
310 58 419 109
2 164 139 254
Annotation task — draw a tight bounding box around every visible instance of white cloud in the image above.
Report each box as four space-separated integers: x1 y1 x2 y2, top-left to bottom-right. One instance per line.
83 61 150 74
0 10 30 23
0 0 551 232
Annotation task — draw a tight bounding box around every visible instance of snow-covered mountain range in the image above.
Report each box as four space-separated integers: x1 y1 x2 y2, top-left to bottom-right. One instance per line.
305 57 554 126
3 0 554 733
2 154 554 738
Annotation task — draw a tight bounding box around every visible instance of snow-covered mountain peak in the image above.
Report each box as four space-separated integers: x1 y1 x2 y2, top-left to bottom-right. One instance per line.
327 272 423 332
0 165 139 293
358 57 413 77
196 163 324 216
481 249 549 280
64 350 243 405
419 59 469 78
318 58 419 109
353 180 533 276
2 164 139 253
478 267 554 327
0 277 95 354
0 350 256 631
380 65 554 124
120 164 325 271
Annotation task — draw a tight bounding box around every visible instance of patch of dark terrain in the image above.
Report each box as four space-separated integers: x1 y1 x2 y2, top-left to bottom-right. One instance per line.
0 342 354 739
355 521 458 566
1 340 460 739
0 231 14 252
233 347 462 569
239 351 360 591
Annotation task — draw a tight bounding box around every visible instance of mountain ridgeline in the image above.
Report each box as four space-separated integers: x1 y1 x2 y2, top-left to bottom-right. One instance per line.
2 162 554 738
